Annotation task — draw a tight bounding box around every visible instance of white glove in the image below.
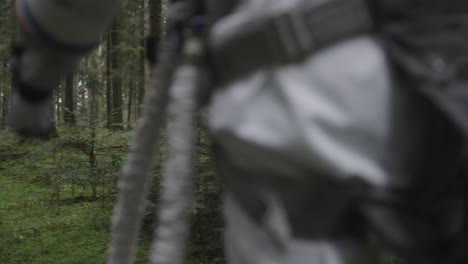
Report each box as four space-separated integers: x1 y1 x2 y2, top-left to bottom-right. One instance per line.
9 0 124 137
9 91 53 138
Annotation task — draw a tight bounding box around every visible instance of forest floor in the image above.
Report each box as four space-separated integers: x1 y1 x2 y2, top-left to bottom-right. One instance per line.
0 126 223 264
0 129 154 264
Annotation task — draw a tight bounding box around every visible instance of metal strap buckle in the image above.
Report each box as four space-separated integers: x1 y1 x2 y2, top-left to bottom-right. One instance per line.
263 11 315 64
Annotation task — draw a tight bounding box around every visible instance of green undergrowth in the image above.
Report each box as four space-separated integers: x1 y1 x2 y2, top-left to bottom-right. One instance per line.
0 128 143 264
0 126 223 264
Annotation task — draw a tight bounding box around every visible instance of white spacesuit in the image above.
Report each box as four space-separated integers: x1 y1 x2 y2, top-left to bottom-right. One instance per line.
208 1 407 263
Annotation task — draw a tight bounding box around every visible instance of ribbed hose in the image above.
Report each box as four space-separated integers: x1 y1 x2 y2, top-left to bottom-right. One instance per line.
106 3 191 263
149 63 200 264
106 43 175 264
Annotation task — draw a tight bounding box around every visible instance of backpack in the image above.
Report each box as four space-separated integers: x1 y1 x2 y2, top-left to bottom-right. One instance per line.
361 1 468 262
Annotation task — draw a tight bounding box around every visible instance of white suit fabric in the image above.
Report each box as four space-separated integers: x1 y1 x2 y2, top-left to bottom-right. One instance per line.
208 0 423 263
10 0 124 135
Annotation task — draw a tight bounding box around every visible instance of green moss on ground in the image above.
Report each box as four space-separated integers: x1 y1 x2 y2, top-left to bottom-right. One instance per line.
0 131 151 264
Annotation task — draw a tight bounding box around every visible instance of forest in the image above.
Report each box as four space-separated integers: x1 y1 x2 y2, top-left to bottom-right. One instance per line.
0 1 222 263
0 1 405 263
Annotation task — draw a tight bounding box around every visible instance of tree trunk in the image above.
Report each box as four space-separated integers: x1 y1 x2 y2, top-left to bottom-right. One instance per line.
55 85 61 122
89 62 99 125
0 1 14 128
64 73 75 125
137 37 146 118
49 92 59 138
2 61 11 130
0 60 9 129
111 18 123 129
106 30 113 128
127 73 135 123
149 0 163 41
138 0 163 117
0 62 3 125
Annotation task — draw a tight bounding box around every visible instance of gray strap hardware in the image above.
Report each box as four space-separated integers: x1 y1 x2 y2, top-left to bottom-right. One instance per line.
213 0 373 84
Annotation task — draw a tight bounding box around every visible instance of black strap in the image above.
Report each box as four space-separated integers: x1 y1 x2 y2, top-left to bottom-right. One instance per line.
211 0 373 85
11 44 52 103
